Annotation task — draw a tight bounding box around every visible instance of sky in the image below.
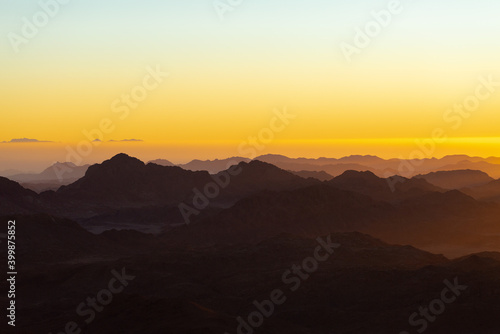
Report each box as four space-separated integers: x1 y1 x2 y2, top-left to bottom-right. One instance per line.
1 0 500 171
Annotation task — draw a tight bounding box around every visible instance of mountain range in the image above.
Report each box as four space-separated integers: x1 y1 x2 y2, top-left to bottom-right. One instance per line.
12 153 500 194
2 153 500 333
1 153 499 257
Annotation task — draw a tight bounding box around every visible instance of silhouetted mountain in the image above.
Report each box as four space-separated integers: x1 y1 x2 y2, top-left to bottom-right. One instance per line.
0 168 23 177
33 155 320 230
216 160 320 201
7 162 90 193
179 157 251 173
462 178 500 203
255 155 377 177
436 161 500 178
0 176 39 214
148 159 175 167
4 153 500 333
55 155 318 207
255 154 500 178
55 154 213 207
415 169 494 189
289 170 333 181
255 154 386 166
9 162 89 183
165 180 500 256
328 170 443 202
164 184 388 246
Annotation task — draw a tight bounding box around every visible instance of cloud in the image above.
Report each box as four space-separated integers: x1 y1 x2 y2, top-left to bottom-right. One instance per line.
2 138 53 143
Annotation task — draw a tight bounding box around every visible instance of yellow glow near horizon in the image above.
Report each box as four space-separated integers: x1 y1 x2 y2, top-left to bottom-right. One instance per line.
1 1 500 171
1 136 500 172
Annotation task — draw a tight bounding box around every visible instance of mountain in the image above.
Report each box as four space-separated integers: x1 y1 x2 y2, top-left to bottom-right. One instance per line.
414 169 494 189
35 155 320 230
55 155 318 207
254 154 500 178
255 154 386 166
436 161 500 178
5 154 500 333
305 163 379 177
0 168 24 177
179 157 251 173
9 162 89 183
165 178 500 256
8 162 90 192
147 159 175 167
55 154 213 207
289 170 333 181
214 160 320 201
328 170 443 202
0 177 39 214
164 184 387 247
462 179 500 203
254 155 378 177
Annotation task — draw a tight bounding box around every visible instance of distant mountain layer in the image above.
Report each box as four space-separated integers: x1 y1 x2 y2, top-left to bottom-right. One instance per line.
9 162 89 183
254 154 500 178
147 159 175 167
158 154 500 178
462 179 500 203
7 162 90 192
414 169 494 189
178 157 251 173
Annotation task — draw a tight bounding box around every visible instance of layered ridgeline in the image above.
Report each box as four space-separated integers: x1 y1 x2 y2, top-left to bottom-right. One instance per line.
2 153 500 256
3 154 500 333
10 153 500 193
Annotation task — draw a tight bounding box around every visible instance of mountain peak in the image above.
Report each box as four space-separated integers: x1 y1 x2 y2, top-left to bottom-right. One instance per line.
107 153 145 167
148 159 175 167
